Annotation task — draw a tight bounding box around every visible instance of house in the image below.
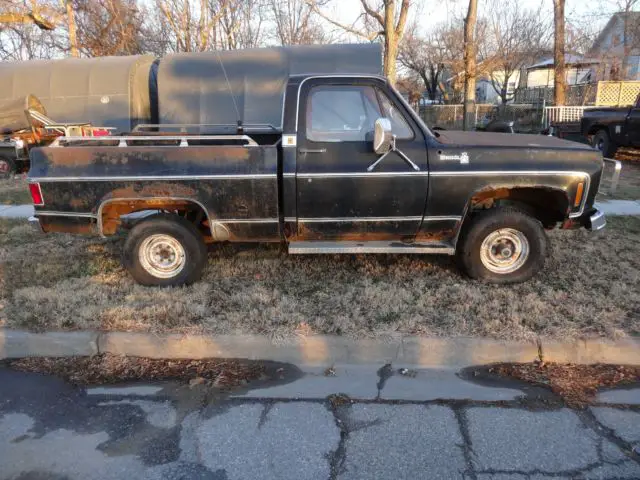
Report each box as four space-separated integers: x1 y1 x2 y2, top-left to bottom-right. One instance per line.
524 54 597 88
589 11 640 80
475 71 520 104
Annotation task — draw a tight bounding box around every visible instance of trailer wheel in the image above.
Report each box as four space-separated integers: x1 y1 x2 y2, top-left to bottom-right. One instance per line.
0 156 16 179
592 129 617 158
457 207 547 284
122 214 207 287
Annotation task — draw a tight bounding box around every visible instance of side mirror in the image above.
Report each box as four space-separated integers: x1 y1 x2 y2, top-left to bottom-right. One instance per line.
373 117 393 154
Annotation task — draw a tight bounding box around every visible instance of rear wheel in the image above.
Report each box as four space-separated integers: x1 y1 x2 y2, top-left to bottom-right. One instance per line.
457 207 547 284
592 129 618 158
122 214 207 286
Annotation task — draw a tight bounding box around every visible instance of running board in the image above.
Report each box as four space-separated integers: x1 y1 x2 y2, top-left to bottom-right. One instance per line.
288 241 455 255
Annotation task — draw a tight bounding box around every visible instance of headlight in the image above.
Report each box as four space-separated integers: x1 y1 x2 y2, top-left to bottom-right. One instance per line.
13 138 24 149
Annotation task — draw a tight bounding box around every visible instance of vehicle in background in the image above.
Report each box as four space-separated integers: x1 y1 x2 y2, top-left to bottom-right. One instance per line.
0 95 111 177
581 93 640 157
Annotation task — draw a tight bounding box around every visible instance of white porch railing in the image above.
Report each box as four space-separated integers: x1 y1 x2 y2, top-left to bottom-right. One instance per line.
542 106 597 127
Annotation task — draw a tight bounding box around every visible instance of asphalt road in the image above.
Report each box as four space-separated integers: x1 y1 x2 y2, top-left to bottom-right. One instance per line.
1 365 639 480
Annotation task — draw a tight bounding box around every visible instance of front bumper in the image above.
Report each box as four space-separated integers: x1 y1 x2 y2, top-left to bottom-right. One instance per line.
587 209 606 231
28 215 43 233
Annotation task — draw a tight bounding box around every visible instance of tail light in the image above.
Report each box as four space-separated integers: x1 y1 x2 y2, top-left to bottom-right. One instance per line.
29 182 44 206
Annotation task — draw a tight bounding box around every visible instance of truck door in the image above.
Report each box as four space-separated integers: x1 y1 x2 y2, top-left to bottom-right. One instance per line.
294 77 429 241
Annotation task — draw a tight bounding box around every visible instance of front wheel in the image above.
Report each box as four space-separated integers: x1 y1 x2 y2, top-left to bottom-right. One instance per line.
122 214 207 287
457 208 547 284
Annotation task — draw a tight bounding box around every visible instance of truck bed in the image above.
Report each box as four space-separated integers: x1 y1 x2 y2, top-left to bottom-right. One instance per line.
28 138 280 240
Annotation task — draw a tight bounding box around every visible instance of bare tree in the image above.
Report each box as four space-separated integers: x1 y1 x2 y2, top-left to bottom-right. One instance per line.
618 0 640 79
0 0 62 30
463 0 477 130
217 0 266 49
553 0 566 105
308 0 412 84
64 0 78 56
71 0 144 56
482 2 549 105
399 31 445 101
269 0 326 45
153 0 235 52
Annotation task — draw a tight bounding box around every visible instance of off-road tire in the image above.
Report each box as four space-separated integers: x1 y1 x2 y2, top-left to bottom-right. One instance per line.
456 207 547 284
592 129 618 158
0 156 16 179
122 214 207 287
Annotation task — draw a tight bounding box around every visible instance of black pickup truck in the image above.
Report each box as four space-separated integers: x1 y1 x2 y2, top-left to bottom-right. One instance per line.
581 93 640 157
27 47 615 287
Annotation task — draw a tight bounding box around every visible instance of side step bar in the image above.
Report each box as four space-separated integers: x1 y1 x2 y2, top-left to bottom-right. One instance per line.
288 241 455 255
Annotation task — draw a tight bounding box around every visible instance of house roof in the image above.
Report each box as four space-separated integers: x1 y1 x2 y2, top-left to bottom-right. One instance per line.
590 11 640 54
526 54 599 70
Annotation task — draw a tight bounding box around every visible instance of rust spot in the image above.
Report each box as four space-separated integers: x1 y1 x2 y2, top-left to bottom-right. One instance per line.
109 183 197 199
471 187 512 209
42 220 95 234
100 199 194 235
414 229 454 243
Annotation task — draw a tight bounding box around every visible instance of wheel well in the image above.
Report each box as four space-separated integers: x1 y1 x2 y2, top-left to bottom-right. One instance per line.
587 125 609 137
98 198 211 237
467 187 569 228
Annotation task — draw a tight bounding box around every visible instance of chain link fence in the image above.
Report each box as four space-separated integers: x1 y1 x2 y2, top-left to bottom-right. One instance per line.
420 104 545 133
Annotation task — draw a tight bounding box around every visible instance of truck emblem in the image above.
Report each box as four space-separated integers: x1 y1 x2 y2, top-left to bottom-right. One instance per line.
440 152 470 164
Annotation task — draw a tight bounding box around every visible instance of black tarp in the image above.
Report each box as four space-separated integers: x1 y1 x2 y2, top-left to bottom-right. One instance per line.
157 44 383 132
0 55 155 133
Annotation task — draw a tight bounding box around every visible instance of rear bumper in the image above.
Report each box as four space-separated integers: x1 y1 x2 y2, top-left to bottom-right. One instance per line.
587 209 606 231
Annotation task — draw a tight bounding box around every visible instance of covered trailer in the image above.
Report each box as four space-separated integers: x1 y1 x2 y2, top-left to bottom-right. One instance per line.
0 55 156 134
156 43 383 133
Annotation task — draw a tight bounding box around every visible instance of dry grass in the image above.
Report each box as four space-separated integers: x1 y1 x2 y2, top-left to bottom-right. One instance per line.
6 354 266 387
490 362 640 407
0 175 31 205
0 216 639 341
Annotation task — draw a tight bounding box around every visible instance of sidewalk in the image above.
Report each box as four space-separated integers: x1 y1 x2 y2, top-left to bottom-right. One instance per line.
1 365 639 480
1 199 639 219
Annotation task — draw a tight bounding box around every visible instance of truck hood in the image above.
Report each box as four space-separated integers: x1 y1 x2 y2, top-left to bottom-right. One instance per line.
435 130 594 151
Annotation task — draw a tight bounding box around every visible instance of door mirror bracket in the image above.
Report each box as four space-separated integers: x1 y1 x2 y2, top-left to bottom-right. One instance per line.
368 117 420 172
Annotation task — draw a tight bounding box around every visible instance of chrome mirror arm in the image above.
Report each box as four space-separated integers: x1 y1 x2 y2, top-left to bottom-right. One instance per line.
367 135 420 172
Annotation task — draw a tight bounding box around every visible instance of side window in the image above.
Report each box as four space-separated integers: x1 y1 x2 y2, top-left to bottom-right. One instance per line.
376 89 414 139
306 85 381 142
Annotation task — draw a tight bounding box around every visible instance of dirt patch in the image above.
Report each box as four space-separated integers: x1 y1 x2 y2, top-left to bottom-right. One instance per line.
6 354 268 387
488 362 640 408
0 216 639 341
0 175 31 205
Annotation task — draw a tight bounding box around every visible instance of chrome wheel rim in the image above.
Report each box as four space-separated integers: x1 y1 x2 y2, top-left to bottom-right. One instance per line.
0 160 10 173
479 228 529 274
138 234 186 279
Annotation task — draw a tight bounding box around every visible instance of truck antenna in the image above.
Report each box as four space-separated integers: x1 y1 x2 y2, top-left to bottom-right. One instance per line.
215 49 242 133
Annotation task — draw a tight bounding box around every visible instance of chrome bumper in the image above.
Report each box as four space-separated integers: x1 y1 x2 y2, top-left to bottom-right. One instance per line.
588 209 606 231
28 216 43 233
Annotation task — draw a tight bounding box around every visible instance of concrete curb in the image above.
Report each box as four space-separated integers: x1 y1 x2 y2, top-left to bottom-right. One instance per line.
2 329 640 367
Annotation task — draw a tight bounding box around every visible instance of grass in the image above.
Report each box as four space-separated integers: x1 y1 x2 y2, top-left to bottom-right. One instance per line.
0 215 639 341
0 175 31 205
601 154 640 201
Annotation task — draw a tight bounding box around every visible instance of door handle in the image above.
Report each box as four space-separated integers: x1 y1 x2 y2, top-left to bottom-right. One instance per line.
298 148 327 154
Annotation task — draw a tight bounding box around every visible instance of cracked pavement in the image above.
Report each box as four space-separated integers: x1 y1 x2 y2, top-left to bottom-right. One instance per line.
1 365 639 480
